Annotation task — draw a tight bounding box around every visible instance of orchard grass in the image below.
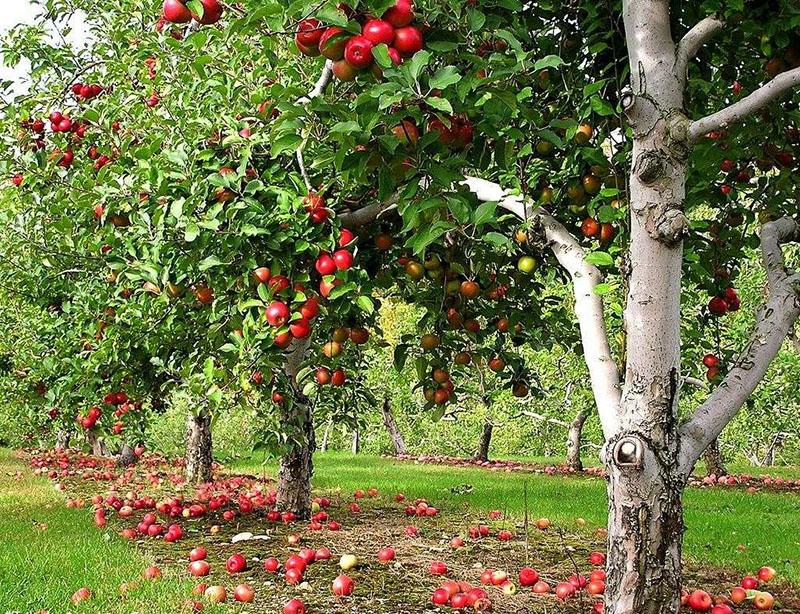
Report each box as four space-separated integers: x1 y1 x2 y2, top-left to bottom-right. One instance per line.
238 452 800 585
0 449 212 614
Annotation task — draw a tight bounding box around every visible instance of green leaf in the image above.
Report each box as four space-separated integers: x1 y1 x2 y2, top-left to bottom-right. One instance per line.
356 295 374 313
430 66 461 90
372 44 392 69
184 222 200 242
585 252 614 267
534 55 564 70
473 201 498 226
425 96 453 114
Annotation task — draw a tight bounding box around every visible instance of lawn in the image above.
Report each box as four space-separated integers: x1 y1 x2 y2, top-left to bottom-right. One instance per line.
237 452 800 584
0 449 202 613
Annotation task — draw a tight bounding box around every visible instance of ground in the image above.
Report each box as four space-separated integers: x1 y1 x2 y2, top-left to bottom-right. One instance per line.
1 448 798 613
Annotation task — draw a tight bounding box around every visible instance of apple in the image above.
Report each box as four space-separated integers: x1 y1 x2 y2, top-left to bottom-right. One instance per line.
451 593 469 608
333 249 354 270
296 18 323 49
189 560 210 576
204 585 227 603
226 553 247 574
264 557 280 573
289 317 311 339
383 0 414 27
191 0 223 24
432 588 450 605
730 587 747 604
393 26 423 56
316 252 337 276
451 536 464 548
163 0 191 23
532 580 551 594
519 567 539 587
711 606 733 614
71 587 91 604
285 568 303 585
266 301 290 327
377 547 395 562
587 580 605 595
332 59 359 81
344 36 375 69
319 27 350 60
189 547 207 562
741 576 759 590
340 554 358 571
754 591 775 610
362 19 395 45
490 570 508 586
555 582 575 600
284 599 306 614
686 590 712 612
331 368 346 386
430 561 447 575
758 566 776 582
315 547 332 561
233 584 254 603
332 574 354 597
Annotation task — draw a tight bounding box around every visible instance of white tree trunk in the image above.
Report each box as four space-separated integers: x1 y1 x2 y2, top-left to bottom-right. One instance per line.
379 398 407 455
566 410 589 472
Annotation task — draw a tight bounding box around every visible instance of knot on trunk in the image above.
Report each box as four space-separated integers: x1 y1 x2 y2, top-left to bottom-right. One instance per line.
643 202 689 247
664 110 691 161
634 151 664 184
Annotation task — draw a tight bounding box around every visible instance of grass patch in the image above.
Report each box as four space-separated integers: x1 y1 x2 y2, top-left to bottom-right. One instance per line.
235 452 800 585
0 449 199 613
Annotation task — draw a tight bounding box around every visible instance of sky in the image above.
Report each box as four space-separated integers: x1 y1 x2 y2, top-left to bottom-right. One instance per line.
0 0 89 96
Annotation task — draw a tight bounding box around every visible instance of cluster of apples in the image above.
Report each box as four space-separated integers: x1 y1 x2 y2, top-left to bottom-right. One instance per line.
703 353 722 381
161 0 223 26
71 81 104 101
295 1 424 81
683 566 777 611
708 286 741 317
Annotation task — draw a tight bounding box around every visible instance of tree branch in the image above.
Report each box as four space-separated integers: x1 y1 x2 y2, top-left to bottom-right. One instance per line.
689 67 800 142
295 61 335 191
461 177 622 438
339 193 400 229
678 217 800 472
674 15 725 82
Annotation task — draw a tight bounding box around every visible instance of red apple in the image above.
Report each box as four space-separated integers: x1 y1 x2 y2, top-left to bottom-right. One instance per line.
319 27 350 60
296 18 323 48
189 560 210 576
519 567 539 587
383 0 414 27
686 590 712 612
393 26 423 56
362 19 395 45
225 553 247 574
163 0 191 23
191 0 223 25
233 584 254 603
189 547 207 562
284 599 306 614
332 574 354 596
344 36 375 69
266 301 290 327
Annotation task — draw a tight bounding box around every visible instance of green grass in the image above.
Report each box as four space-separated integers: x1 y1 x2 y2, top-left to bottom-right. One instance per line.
237 452 800 584
0 449 201 613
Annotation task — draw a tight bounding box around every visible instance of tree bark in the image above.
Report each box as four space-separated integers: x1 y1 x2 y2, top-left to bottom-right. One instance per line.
320 418 333 452
474 418 493 462
55 429 71 450
276 340 315 517
86 430 108 457
566 410 589 472
762 432 787 466
185 410 213 484
379 398 407 455
702 439 727 477
116 442 138 468
351 428 360 454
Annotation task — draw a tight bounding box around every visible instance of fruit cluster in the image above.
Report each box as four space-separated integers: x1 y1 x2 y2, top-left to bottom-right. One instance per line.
161 0 223 26
295 0 424 81
71 82 104 101
708 286 741 317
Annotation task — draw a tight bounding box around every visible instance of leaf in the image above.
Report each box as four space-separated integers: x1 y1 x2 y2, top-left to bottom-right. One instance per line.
473 201 497 226
484 231 512 247
184 222 200 242
585 252 614 267
198 255 226 270
372 44 392 69
430 66 461 90
357 295 374 313
590 96 616 116
302 381 317 396
425 96 453 114
534 55 564 70
393 344 408 371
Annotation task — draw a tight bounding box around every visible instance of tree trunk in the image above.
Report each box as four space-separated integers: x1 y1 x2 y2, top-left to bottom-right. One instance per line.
474 418 493 462
762 432 787 466
702 439 727 477
276 340 315 517
566 410 589 472
86 430 108 457
379 398 407 455
607 4 690 612
320 418 333 452
185 410 213 484
276 401 315 517
351 428 360 454
55 429 71 450
116 442 138 467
